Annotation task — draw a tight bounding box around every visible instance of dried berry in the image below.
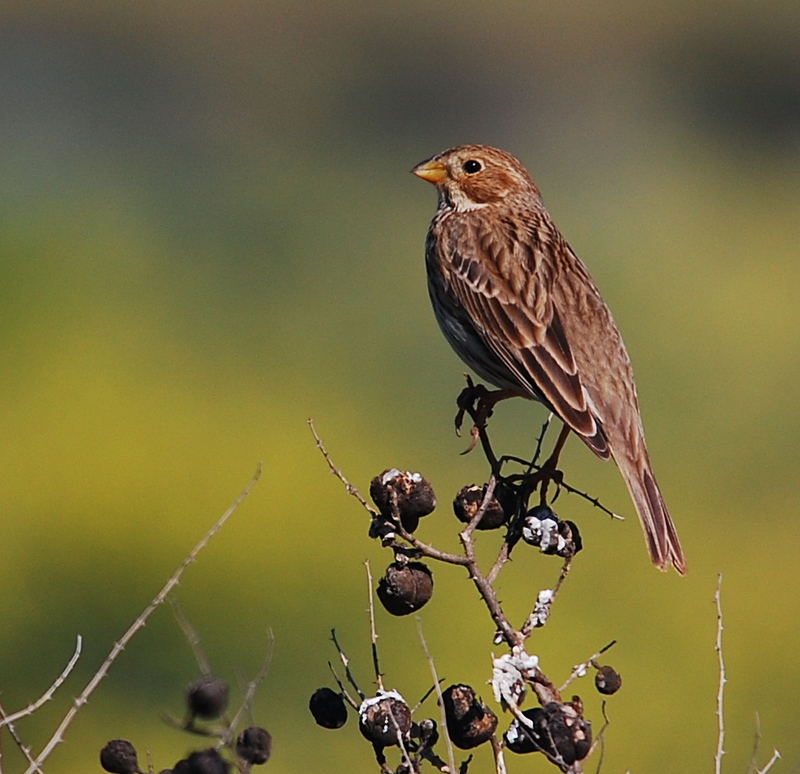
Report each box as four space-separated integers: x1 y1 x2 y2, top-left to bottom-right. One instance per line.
377 561 433 616
184 749 229 774
358 691 412 747
100 740 141 774
521 506 582 558
187 675 229 720
370 469 436 532
414 718 439 749
595 665 622 695
442 684 498 749
309 687 348 729
505 702 591 765
453 485 507 530
236 726 272 765
559 520 582 557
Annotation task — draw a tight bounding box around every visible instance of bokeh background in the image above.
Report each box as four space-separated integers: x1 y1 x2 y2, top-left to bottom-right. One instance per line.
1 1 799 772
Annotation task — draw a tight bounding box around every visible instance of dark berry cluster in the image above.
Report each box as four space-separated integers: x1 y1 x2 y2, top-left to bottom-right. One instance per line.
307 428 624 773
100 673 271 774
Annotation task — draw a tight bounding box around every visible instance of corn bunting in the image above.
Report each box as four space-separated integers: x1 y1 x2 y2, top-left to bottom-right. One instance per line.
413 144 686 574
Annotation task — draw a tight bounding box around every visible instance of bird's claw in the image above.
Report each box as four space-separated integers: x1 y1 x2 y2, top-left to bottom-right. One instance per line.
459 425 481 456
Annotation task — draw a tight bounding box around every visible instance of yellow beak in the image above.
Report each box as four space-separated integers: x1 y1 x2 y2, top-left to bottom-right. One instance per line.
412 159 447 184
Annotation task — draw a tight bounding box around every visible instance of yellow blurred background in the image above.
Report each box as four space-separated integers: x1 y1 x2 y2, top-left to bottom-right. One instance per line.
1 1 799 772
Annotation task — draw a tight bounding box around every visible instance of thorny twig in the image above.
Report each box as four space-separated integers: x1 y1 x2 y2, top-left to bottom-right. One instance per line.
520 557 573 637
417 620 456 774
365 561 385 692
221 629 275 749
22 465 262 774
755 750 781 774
714 574 725 774
747 713 764 774
330 630 365 702
0 700 38 770
410 681 444 715
310 421 524 647
169 596 212 675
588 700 612 773
0 637 82 730
326 662 360 710
558 642 617 694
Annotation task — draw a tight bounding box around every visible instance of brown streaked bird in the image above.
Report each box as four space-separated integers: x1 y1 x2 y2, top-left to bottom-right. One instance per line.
412 144 686 574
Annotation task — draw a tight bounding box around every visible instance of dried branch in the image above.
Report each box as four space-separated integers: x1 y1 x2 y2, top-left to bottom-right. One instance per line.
490 735 508 774
169 596 212 675
0 636 82 730
520 558 573 637
714 574 726 774
365 561 384 693
309 418 377 517
326 662 360 710
221 629 275 748
755 749 781 774
558 641 617 694
330 630 365 702
417 619 456 774
0 700 37 770
23 465 262 774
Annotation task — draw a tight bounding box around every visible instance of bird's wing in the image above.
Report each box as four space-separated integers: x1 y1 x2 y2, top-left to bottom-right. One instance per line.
446 231 610 458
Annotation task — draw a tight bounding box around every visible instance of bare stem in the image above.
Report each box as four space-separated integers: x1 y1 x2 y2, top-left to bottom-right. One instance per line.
417 619 456 774
490 735 508 774
308 418 377 517
0 636 82 730
169 596 211 675
755 750 781 774
365 561 384 692
221 628 275 748
326 663 360 710
23 465 262 774
0 700 37 769
330 630 365 702
520 558 573 638
458 477 522 648
714 574 725 774
558 641 617 694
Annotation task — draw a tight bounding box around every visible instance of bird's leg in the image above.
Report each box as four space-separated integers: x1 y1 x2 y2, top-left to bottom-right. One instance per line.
536 423 571 505
454 379 522 467
454 377 521 439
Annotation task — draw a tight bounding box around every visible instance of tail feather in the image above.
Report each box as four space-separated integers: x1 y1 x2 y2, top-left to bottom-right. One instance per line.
613 451 686 575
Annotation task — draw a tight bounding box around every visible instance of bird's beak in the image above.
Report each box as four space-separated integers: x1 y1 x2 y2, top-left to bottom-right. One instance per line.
412 159 447 184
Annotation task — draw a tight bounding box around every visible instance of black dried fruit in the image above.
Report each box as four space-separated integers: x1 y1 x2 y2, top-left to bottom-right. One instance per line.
414 718 439 749
377 561 433 616
595 665 622 695
309 686 348 729
100 740 141 774
370 469 436 533
442 684 498 749
505 702 591 765
185 749 229 774
236 726 272 765
359 692 412 747
453 485 507 530
187 675 229 720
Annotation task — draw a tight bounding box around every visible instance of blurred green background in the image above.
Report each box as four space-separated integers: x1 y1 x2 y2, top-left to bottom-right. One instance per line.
1 1 799 772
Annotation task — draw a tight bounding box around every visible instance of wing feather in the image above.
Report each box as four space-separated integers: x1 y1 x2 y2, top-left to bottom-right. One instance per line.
444 223 610 458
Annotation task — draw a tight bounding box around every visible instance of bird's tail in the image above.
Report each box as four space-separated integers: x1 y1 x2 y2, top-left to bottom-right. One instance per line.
612 450 687 575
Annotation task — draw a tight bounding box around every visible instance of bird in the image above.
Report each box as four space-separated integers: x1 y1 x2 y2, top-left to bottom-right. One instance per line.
412 144 686 574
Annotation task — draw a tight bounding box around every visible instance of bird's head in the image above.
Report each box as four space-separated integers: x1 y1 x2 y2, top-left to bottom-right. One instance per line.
412 144 540 212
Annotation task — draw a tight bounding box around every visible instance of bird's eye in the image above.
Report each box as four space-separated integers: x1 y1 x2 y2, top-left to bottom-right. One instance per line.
462 159 482 174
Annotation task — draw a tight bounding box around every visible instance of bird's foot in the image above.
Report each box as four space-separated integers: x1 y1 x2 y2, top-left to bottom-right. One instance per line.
454 377 520 452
